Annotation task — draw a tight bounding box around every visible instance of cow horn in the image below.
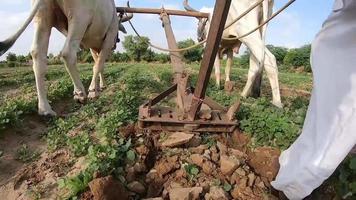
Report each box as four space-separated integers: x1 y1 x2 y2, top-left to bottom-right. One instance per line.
183 0 198 12
121 1 133 22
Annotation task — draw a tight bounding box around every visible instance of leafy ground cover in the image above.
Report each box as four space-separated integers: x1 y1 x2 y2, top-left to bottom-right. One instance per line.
0 63 354 199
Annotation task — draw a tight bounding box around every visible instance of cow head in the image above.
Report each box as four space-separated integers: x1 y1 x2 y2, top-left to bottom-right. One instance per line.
183 0 208 42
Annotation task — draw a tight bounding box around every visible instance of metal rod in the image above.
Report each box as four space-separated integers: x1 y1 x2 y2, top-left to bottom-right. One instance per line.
160 12 187 114
117 7 209 18
188 0 232 121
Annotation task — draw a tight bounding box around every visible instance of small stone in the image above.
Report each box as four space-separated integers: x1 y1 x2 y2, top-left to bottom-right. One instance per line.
247 147 280 182
190 145 207 154
238 177 248 189
210 146 218 153
134 162 146 173
247 173 256 187
220 155 240 175
155 156 179 176
136 145 149 156
229 148 245 159
127 181 146 194
161 132 194 147
126 167 136 182
204 186 228 200
169 187 203 200
186 136 202 147
235 167 246 176
217 142 228 155
202 161 215 175
198 110 212 120
89 176 129 200
231 186 241 199
190 154 204 167
211 151 219 163
146 169 159 183
203 150 211 160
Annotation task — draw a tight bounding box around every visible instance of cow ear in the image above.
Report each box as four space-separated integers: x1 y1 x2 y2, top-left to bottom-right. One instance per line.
119 23 127 34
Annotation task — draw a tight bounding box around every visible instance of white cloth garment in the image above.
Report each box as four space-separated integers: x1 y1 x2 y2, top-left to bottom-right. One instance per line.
271 0 356 199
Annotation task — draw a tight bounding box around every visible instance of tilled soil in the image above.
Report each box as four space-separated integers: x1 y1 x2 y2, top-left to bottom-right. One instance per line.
0 122 281 200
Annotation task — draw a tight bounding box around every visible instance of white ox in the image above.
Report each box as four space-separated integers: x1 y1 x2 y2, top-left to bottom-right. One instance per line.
0 0 132 116
184 0 282 108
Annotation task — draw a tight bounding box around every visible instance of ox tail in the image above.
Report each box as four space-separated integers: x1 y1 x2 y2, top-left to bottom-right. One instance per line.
0 0 42 56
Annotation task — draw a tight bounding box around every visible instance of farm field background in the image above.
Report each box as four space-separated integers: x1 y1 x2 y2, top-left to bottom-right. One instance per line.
0 63 354 199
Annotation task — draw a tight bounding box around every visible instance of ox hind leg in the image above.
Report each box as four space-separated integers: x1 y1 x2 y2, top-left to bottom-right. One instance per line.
264 49 282 107
61 19 90 103
88 20 118 99
31 16 55 116
225 48 233 82
214 55 222 88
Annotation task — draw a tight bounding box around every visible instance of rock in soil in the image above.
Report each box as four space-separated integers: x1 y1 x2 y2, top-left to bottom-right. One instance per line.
190 154 204 167
189 145 208 154
248 147 280 182
216 141 228 155
127 181 146 195
185 136 202 148
155 155 179 176
88 176 129 200
204 186 228 200
220 155 240 175
161 132 194 148
169 187 203 200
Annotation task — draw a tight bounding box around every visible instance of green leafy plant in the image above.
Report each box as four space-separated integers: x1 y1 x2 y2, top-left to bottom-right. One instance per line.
184 163 200 182
334 156 356 199
238 98 305 149
15 144 40 163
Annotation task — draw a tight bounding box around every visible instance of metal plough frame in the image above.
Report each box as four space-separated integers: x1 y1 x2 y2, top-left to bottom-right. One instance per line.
118 0 240 133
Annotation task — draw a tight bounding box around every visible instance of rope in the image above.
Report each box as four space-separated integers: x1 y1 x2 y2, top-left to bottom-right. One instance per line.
222 0 296 41
126 16 207 52
124 0 296 52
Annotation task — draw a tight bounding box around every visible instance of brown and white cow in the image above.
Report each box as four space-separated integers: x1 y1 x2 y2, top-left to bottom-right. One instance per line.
184 0 282 108
0 0 132 116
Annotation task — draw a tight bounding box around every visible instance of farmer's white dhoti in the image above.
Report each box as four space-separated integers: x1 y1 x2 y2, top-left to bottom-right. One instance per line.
271 0 356 199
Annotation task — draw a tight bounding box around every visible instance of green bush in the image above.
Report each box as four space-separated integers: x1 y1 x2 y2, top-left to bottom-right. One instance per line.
283 45 311 72
238 98 306 149
267 45 288 65
177 38 203 63
334 156 356 199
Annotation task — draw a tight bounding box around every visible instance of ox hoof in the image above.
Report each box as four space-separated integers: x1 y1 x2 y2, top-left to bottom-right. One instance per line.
74 91 86 104
100 86 107 91
38 109 57 117
272 101 283 108
88 90 100 100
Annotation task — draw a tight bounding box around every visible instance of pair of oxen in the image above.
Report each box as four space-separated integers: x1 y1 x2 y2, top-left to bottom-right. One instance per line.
0 0 281 116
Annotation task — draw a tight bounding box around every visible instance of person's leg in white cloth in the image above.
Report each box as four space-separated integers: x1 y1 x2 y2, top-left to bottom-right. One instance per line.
271 0 356 199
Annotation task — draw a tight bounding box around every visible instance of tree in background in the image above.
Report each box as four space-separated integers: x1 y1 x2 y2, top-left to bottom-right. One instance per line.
6 53 17 67
123 35 149 62
142 49 156 63
155 53 170 64
267 45 288 65
109 51 131 63
177 39 203 63
237 49 250 68
284 44 311 72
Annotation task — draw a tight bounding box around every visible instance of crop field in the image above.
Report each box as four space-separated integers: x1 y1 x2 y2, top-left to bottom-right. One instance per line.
0 63 354 200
